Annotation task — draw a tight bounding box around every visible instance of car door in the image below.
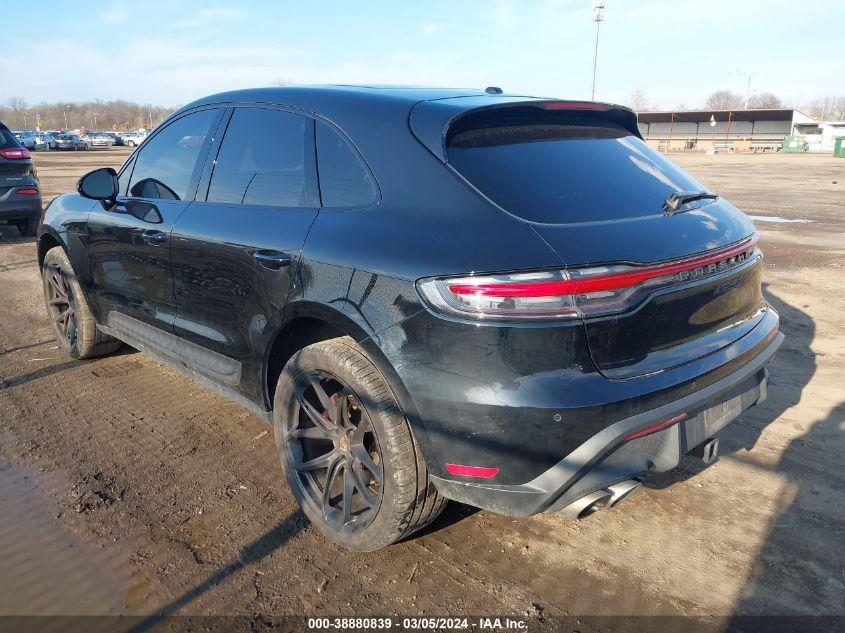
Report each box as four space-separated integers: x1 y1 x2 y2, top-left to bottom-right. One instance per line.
169 106 320 401
86 106 223 332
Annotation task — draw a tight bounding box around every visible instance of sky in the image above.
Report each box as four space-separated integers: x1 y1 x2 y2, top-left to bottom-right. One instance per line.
3 0 843 109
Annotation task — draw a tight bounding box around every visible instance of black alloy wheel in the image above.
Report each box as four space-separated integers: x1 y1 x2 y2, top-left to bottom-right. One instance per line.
284 370 384 532
45 263 78 350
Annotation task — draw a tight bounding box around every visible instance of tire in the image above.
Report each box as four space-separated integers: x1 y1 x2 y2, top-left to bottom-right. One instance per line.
15 217 37 237
273 336 446 550
127 140 135 148
41 246 121 360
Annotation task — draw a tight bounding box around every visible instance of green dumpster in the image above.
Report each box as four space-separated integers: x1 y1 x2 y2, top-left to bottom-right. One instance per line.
834 137 845 158
781 135 807 153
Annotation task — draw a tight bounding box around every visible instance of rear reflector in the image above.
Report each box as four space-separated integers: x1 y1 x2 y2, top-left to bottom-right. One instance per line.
445 463 500 479
417 234 759 321
623 413 688 442
0 147 31 159
16 188 38 195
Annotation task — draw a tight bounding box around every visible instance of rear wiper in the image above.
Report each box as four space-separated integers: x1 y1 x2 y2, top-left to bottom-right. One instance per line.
663 191 718 214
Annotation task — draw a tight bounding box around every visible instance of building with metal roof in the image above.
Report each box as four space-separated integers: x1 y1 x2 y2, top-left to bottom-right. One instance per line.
637 108 817 152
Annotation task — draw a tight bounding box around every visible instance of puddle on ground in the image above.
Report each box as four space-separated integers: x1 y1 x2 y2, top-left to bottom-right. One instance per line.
748 215 813 224
0 457 128 615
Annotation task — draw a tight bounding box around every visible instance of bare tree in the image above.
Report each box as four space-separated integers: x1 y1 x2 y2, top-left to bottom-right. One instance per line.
747 92 783 109
0 99 178 131
802 95 845 121
5 97 30 128
627 87 651 113
705 90 743 110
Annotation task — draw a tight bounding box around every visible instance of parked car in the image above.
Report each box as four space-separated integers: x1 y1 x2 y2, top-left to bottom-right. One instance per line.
121 131 147 147
101 131 124 146
13 131 37 150
37 132 58 150
53 133 88 151
84 132 114 149
38 86 782 550
30 133 50 152
0 121 41 236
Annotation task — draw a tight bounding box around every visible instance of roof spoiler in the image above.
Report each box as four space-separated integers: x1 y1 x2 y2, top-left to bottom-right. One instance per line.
409 96 641 162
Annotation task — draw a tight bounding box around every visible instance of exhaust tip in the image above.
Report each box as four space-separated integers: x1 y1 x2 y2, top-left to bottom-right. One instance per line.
691 437 720 464
558 490 613 520
607 479 642 508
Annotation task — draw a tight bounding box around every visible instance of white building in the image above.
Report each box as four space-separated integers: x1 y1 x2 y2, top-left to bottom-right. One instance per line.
794 120 845 153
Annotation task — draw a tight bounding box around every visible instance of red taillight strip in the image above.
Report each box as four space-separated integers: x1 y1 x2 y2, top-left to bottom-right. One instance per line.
448 235 759 298
445 463 500 478
541 101 608 110
0 148 31 159
624 413 688 442
16 188 38 195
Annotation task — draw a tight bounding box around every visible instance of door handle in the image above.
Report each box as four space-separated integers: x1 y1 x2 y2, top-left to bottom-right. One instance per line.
253 250 292 271
142 229 168 245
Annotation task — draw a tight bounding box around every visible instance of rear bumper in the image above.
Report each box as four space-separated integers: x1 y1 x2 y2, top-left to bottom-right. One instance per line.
429 322 783 517
0 194 41 222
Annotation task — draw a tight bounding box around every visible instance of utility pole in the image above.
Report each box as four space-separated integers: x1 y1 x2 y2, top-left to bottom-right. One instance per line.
63 106 70 131
591 1 605 101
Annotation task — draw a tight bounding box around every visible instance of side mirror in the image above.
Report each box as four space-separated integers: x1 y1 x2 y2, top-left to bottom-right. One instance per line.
77 167 119 207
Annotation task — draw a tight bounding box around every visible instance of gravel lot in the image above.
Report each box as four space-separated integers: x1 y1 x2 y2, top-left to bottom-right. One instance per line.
0 149 842 627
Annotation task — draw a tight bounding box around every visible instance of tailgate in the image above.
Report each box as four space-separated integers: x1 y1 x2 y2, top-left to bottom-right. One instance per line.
584 253 766 379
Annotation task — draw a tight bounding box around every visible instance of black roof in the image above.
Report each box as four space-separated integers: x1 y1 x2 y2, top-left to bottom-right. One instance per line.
184 85 501 111
173 85 639 177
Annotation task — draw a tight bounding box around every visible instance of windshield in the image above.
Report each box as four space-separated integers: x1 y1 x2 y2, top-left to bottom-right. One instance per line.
447 117 709 224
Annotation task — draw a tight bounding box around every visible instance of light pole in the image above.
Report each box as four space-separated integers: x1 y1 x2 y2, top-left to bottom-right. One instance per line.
732 70 756 109
590 1 605 101
63 106 70 131
743 72 755 109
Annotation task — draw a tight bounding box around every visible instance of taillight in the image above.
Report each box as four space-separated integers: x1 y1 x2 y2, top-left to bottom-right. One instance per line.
0 147 31 159
16 188 39 195
417 235 760 321
541 101 608 111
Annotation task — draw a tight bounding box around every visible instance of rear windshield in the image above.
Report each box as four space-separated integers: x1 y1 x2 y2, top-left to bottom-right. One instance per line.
446 116 708 224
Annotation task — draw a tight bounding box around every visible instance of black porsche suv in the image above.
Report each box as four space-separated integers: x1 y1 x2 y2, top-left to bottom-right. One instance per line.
0 121 41 236
38 86 782 550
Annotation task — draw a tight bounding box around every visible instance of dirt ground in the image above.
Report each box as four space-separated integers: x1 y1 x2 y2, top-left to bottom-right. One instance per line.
0 149 842 628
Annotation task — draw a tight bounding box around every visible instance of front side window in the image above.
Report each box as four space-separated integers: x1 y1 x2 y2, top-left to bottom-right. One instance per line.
316 121 377 208
207 107 317 208
118 157 135 195
128 108 218 201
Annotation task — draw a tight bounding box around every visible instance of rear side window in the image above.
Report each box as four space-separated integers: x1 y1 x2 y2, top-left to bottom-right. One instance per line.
446 116 707 224
208 108 318 208
129 108 218 201
0 127 19 148
316 121 376 208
